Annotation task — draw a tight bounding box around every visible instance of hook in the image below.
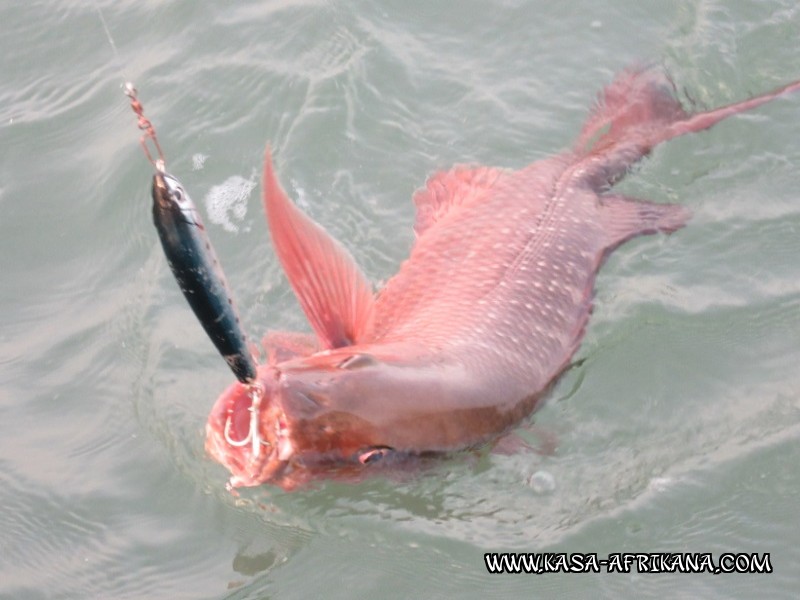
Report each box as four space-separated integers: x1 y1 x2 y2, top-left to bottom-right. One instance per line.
222 383 270 457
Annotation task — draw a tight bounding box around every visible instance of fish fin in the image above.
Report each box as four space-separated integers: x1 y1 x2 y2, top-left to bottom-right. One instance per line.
575 66 688 156
492 425 559 456
599 194 691 252
263 150 375 349
663 76 800 139
413 165 504 237
577 67 800 188
262 331 319 366
490 431 534 455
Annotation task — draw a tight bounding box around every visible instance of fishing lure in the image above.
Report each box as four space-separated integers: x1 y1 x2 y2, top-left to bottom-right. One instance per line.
126 84 257 384
151 169 257 383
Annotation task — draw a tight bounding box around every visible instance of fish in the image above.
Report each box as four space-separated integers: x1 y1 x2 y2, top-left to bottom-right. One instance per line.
202 67 800 490
152 170 257 384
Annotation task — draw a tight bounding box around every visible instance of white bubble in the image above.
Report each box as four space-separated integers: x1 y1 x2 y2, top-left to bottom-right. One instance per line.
528 470 556 494
647 477 673 492
192 153 208 170
204 171 257 233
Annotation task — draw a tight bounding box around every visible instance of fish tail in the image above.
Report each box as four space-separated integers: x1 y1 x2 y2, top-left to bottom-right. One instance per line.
574 66 688 156
575 67 800 190
664 78 800 139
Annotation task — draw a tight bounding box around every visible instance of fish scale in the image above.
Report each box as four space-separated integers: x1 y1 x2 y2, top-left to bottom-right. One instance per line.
456 180 600 388
378 159 599 381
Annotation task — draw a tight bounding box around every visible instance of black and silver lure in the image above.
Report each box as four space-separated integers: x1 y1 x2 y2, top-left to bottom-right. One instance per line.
126 83 257 384
151 170 257 383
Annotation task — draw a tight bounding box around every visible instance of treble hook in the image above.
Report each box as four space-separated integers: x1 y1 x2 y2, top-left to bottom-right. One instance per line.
124 82 166 172
223 383 269 457
223 413 252 448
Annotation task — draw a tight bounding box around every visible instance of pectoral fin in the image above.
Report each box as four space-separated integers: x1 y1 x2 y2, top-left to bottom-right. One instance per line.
263 150 375 349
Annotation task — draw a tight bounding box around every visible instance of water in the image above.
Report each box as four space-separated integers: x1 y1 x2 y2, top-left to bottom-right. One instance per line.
1 1 799 598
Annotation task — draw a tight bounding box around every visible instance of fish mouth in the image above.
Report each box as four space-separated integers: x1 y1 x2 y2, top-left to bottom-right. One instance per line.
205 376 294 488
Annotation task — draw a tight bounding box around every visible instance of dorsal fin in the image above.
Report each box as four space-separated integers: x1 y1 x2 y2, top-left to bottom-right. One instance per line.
263 150 375 349
412 165 503 237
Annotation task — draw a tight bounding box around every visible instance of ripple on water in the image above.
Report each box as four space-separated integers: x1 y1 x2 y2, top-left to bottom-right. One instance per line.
4 0 800 598
0 464 274 600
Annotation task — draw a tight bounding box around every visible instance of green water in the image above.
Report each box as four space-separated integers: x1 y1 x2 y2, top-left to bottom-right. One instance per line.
1 1 799 598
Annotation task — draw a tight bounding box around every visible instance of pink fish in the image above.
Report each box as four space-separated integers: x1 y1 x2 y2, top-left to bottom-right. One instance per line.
205 67 800 490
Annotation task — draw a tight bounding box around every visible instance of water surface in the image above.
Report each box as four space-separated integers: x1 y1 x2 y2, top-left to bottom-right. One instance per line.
1 1 799 598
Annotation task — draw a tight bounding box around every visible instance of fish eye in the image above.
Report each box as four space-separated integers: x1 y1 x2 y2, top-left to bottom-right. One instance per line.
358 446 394 465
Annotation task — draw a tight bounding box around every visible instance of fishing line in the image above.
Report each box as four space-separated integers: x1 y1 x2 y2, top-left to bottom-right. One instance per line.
95 1 261 399
93 0 166 168
93 0 130 84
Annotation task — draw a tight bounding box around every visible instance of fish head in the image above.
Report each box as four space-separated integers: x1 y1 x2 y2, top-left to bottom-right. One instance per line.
205 355 394 490
152 171 201 226
205 366 293 489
